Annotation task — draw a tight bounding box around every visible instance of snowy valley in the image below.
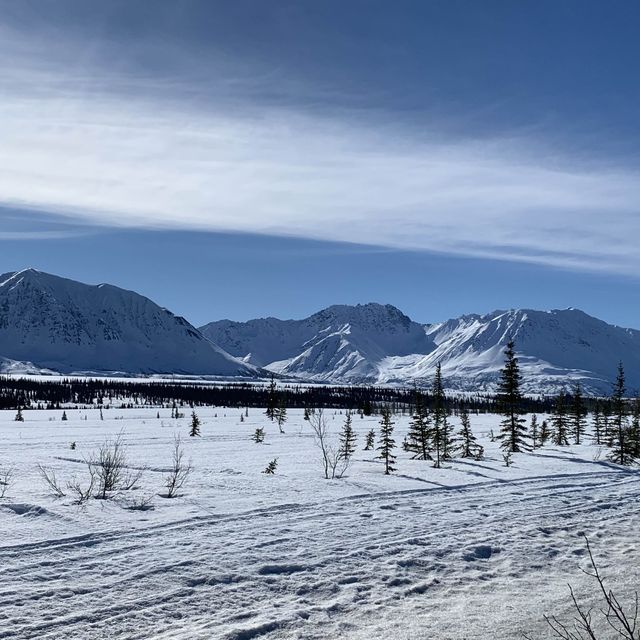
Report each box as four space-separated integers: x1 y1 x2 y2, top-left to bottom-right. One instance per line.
1 405 639 639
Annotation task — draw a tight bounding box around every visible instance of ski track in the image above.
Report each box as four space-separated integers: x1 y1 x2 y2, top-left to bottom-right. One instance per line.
1 470 639 640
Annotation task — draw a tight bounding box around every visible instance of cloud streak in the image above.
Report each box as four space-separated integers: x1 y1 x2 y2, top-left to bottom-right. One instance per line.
1 21 640 275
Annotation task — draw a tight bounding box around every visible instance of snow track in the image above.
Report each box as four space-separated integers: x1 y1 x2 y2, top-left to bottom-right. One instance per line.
2 470 639 640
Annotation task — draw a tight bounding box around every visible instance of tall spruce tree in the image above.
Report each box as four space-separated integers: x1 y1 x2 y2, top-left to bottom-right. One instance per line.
552 391 570 446
569 383 586 445
431 363 451 466
609 362 632 465
377 408 396 475
496 340 528 453
338 412 357 460
406 389 432 460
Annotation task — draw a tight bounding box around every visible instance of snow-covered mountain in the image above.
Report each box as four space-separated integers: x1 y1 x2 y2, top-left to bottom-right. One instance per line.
201 306 640 394
0 269 257 377
200 303 434 382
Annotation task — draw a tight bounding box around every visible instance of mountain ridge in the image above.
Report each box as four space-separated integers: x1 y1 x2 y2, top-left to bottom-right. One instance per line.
0 269 258 377
201 304 640 394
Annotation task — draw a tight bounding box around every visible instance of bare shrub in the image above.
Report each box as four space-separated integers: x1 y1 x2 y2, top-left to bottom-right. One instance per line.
37 464 66 498
90 432 144 499
0 467 14 498
308 409 349 480
126 493 155 511
66 464 96 505
524 537 639 640
163 436 192 498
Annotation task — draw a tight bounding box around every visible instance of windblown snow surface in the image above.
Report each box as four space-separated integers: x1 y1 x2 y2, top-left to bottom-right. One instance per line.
1 407 639 639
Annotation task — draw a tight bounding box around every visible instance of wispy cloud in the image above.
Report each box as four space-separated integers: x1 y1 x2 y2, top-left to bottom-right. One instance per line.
1 21 639 275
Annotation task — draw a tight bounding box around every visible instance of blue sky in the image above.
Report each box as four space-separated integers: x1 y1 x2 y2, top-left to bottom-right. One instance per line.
1 1 639 326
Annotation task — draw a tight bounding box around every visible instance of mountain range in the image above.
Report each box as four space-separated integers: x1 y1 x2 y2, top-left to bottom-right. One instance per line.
1 269 638 394
0 269 257 377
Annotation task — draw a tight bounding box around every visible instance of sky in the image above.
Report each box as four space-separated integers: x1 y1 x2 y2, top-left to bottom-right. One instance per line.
1 1 639 327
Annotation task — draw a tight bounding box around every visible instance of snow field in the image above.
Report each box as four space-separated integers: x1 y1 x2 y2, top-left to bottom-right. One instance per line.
0 407 639 639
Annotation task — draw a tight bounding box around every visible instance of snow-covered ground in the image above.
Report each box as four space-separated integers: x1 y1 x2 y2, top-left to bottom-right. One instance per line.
1 407 639 639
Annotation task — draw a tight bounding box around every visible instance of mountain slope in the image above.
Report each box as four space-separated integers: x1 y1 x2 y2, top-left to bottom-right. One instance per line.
201 303 434 382
201 306 640 393
0 269 257 376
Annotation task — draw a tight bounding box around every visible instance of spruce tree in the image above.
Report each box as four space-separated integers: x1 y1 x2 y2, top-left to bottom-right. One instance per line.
609 362 632 465
457 407 479 458
263 458 278 474
364 429 375 450
61 410 67 421
431 363 451 466
530 414 539 449
274 397 287 433
252 427 265 443
629 397 640 459
377 409 396 474
602 402 613 446
539 419 550 445
496 340 528 453
552 391 570 446
338 412 357 460
569 383 586 445
591 402 603 445
189 411 201 437
406 389 432 460
265 375 277 421
15 407 24 422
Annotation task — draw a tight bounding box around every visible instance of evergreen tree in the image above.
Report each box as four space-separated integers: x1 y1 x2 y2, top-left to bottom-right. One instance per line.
530 414 539 449
609 362 632 465
364 429 375 450
265 375 277 421
431 363 451 466
539 419 550 445
189 411 201 437
263 458 278 474
338 412 357 460
496 340 529 453
61 410 67 421
591 402 604 445
629 397 640 459
569 383 586 445
252 427 265 444
377 409 396 474
457 407 479 458
274 397 287 433
602 402 613 446
15 407 24 422
552 391 570 446
303 407 311 421
406 389 432 460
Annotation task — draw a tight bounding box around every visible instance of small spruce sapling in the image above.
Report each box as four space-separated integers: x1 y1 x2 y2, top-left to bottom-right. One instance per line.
252 427 265 443
189 411 201 437
263 458 278 474
364 429 375 450
338 412 357 460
